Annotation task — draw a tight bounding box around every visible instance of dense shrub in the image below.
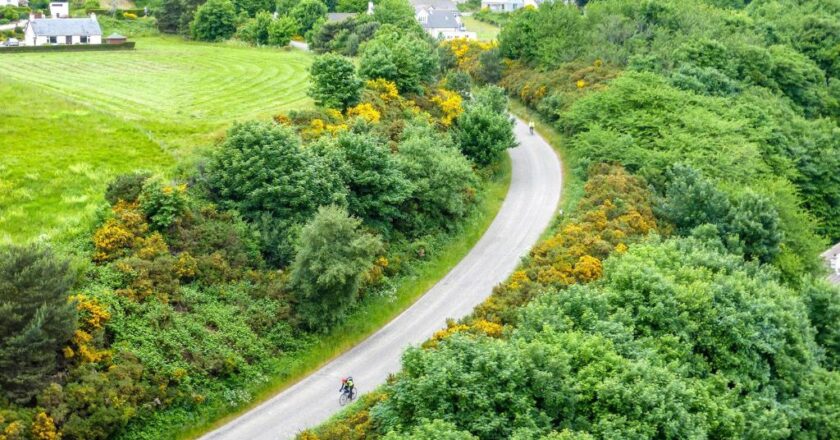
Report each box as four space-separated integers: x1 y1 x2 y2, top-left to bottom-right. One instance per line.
191 0 236 41
454 100 515 166
104 171 150 205
290 0 327 34
359 25 439 94
206 121 346 265
373 234 839 439
308 53 362 110
0 245 76 404
291 206 382 331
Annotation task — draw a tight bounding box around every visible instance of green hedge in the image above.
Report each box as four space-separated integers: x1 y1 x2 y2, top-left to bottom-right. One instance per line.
0 42 135 53
86 8 147 16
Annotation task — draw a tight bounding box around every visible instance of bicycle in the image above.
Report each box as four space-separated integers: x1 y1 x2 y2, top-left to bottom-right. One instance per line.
339 387 358 406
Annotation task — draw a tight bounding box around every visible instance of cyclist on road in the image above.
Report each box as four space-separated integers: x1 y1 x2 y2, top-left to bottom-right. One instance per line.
529 120 535 135
339 377 355 396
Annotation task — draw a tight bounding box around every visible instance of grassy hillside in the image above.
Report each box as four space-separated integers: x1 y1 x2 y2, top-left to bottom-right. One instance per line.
462 16 500 42
0 37 312 243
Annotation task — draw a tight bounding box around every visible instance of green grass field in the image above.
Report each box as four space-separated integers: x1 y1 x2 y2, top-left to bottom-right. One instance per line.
462 16 500 41
0 37 312 243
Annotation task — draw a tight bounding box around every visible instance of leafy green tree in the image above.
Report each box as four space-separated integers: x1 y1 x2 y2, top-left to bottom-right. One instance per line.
475 48 503 84
371 0 414 26
472 85 508 115
276 0 299 15
724 190 782 263
800 277 840 370
291 205 382 331
207 121 346 265
158 0 206 34
238 10 273 44
0 245 76 403
233 0 273 16
327 131 412 235
359 26 439 93
191 0 237 41
395 121 477 236
290 0 327 33
359 40 399 83
336 0 366 12
454 103 516 166
658 164 733 234
268 15 298 46
308 53 362 110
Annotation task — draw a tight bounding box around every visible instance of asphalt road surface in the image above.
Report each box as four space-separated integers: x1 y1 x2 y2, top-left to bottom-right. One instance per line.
201 117 563 440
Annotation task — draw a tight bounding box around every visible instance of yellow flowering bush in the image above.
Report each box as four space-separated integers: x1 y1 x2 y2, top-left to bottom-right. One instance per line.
431 89 463 127
30 413 58 440
365 78 399 102
347 103 381 123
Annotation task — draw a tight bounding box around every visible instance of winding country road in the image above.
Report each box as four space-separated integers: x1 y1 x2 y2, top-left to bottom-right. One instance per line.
201 117 563 440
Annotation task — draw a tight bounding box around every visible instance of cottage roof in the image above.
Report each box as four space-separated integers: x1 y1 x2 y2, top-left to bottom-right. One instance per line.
422 9 459 29
29 18 102 37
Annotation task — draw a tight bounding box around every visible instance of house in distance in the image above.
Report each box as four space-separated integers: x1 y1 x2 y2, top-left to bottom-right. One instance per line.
23 13 102 46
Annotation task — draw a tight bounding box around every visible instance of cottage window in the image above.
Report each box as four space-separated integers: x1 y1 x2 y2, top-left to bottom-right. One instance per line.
49 36 57 44
80 36 88 44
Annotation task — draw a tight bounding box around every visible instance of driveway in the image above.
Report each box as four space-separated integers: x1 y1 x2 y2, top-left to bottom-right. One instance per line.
200 116 563 440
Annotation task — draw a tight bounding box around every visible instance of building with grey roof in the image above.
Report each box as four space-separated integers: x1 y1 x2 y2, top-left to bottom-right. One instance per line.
416 8 476 40
23 14 102 46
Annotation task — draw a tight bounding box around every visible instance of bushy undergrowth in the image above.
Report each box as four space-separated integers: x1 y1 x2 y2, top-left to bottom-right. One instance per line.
0 32 516 437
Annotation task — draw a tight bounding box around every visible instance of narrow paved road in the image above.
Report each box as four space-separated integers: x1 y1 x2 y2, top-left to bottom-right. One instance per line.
201 117 563 440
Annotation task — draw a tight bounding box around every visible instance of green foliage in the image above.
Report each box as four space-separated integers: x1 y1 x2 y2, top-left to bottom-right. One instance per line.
291 205 382 331
308 53 363 110
0 245 76 404
658 164 781 263
454 100 516 166
105 172 151 205
158 0 206 34
359 26 440 94
800 277 840 370
374 235 838 439
139 179 188 231
290 0 328 33
233 0 273 16
371 0 414 26
268 15 299 46
238 11 274 45
395 121 477 236
191 0 237 41
308 16 379 56
322 131 412 235
207 121 346 266
382 419 477 439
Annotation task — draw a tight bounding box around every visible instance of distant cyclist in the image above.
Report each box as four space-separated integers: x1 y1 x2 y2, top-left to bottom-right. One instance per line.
339 377 355 397
529 120 535 135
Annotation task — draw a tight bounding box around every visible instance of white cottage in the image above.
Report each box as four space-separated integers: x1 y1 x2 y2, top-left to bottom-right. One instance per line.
24 14 102 46
417 8 475 40
1 0 20 7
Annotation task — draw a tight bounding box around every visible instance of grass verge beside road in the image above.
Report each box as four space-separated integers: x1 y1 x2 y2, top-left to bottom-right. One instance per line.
115 156 513 439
